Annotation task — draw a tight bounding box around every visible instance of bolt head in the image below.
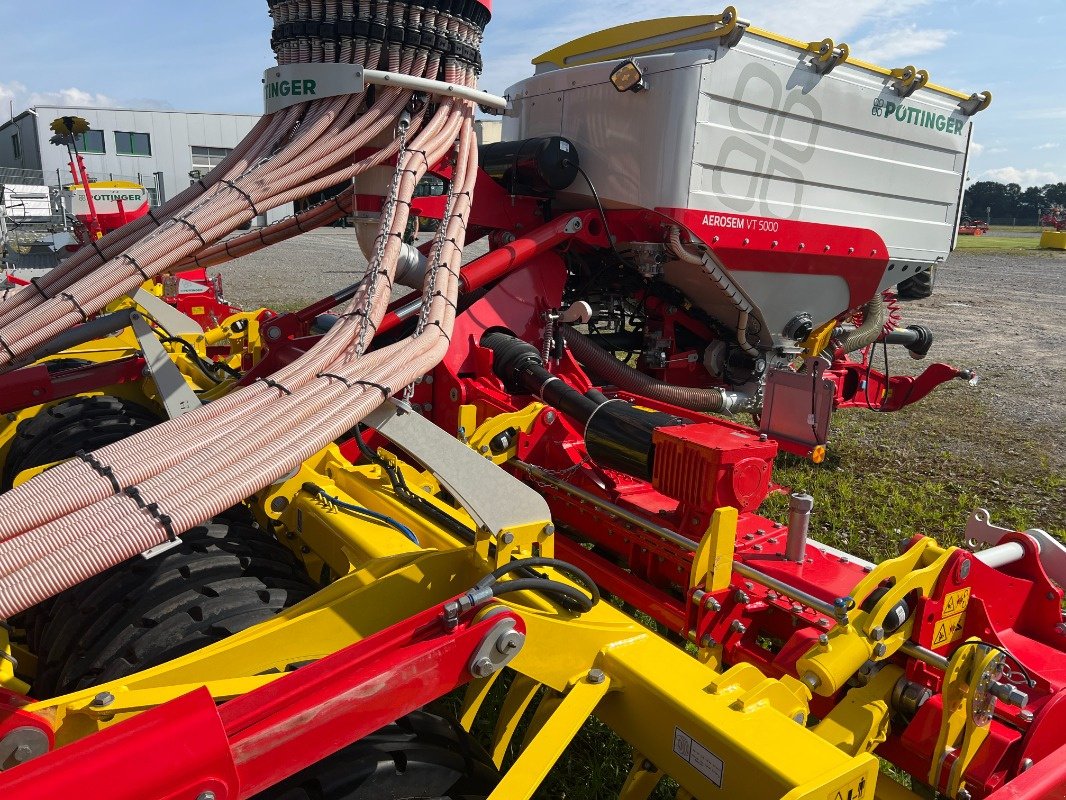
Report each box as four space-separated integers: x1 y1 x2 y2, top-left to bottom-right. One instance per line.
197 794 217 800
873 643 888 659
543 524 555 537
705 597 721 612
734 590 750 604
544 411 556 425
1020 710 1035 723
587 668 606 684
1056 623 1066 636
471 657 496 678
818 634 830 646
92 691 115 708
500 532 515 545
958 559 972 580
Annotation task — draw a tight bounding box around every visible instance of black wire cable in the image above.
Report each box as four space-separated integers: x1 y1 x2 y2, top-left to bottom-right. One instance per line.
563 160 629 269
488 578 595 614
302 482 419 544
159 336 242 381
353 424 478 543
956 640 1036 689
476 556 601 606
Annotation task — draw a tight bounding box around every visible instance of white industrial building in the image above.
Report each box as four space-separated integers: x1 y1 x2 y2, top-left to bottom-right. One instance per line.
0 105 292 224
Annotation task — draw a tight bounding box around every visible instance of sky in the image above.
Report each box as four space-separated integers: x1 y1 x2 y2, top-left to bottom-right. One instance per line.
1 0 1063 186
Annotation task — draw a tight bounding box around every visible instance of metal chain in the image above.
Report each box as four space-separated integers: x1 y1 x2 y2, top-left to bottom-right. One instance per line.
355 124 409 356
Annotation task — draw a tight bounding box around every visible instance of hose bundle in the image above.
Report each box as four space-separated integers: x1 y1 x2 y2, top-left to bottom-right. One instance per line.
0 0 490 617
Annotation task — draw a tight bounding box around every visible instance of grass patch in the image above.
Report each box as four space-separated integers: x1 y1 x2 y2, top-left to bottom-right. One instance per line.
955 235 1042 252
988 225 1042 233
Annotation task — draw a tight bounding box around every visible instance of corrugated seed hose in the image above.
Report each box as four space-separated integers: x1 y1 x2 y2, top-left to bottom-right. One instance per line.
0 0 489 617
562 325 728 414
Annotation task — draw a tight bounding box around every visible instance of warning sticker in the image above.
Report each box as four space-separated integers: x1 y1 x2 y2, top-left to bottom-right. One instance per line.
674 727 724 788
942 587 971 617
932 613 967 648
829 773 869 800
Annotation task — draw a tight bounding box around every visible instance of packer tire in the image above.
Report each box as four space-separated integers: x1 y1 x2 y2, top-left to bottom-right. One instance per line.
29 519 315 697
1 394 160 491
253 711 499 800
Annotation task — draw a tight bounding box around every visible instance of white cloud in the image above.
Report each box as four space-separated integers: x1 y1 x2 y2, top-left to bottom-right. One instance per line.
982 167 1062 186
851 25 953 63
1035 142 1061 150
970 142 985 156
27 88 117 108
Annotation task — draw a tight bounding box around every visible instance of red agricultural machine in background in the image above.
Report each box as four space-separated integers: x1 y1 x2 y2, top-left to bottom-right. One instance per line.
0 4 1061 800
1041 206 1066 232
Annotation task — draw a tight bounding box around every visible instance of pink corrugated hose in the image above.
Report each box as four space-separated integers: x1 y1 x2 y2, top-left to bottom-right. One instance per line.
0 0 486 617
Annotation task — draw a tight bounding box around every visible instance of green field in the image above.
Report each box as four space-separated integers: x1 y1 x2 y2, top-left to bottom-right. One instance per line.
955 234 1042 251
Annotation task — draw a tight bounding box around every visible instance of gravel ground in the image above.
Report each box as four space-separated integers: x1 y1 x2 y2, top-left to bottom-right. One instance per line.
214 228 1065 456
886 246 1065 433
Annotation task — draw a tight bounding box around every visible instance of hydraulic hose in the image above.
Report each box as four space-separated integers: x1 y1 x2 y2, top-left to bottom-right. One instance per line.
560 325 752 415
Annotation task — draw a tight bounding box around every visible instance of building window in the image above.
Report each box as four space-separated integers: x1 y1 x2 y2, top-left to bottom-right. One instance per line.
190 145 232 177
11 132 20 159
73 129 106 154
115 131 152 157
145 187 159 207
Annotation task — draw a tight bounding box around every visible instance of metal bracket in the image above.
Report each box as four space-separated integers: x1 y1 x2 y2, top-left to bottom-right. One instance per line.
468 617 525 678
364 400 553 553
130 287 203 337
760 359 834 449
808 39 849 75
959 91 992 116
964 508 1066 587
890 66 929 98
130 313 202 419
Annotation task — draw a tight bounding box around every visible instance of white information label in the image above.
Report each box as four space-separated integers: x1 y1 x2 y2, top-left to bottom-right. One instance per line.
263 64 365 115
673 727 724 788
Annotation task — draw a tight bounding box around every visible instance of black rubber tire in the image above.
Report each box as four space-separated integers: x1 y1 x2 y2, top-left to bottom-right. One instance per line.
253 711 499 800
28 518 316 697
897 267 936 300
1 395 160 491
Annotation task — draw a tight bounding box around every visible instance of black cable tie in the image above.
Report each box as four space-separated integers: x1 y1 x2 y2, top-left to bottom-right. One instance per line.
224 240 236 258
196 178 209 191
59 292 89 322
293 213 306 233
424 320 452 342
0 337 14 360
333 196 349 215
147 209 163 227
75 449 121 495
438 263 461 280
431 290 458 311
145 503 178 541
176 218 207 245
124 486 147 509
121 254 151 282
317 372 354 388
221 179 260 217
88 237 107 262
257 377 293 395
407 148 430 168
28 277 49 300
337 309 379 331
353 380 392 398
258 229 268 247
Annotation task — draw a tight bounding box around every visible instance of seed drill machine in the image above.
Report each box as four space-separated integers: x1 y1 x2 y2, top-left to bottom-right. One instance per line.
0 3 1061 800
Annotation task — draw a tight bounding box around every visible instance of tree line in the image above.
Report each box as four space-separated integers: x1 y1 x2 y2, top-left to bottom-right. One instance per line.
963 181 1066 221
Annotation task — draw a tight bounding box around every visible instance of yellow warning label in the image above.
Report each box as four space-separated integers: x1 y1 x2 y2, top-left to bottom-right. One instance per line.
932 613 966 648
829 773 869 800
192 306 206 316
942 587 971 617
